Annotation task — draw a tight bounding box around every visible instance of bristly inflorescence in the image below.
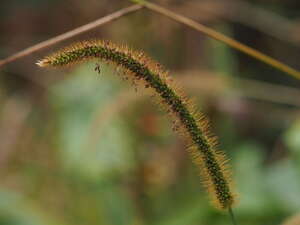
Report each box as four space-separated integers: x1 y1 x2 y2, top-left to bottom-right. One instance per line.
37 40 236 209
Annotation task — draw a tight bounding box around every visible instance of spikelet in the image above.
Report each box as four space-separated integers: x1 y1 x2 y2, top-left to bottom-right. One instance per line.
37 40 235 209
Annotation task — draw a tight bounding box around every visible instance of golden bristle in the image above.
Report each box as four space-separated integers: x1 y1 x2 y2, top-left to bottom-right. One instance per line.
37 40 236 210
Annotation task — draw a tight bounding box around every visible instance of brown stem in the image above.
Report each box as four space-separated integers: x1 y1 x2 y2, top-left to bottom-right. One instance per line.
141 1 300 80
0 4 143 68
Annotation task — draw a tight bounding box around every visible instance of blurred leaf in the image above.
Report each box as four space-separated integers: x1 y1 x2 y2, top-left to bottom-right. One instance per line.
153 200 208 225
49 63 135 180
284 118 300 159
0 189 66 225
232 142 273 214
265 159 300 211
209 24 238 77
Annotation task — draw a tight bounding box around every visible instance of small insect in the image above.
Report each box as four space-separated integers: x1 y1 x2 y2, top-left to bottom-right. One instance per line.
94 63 101 74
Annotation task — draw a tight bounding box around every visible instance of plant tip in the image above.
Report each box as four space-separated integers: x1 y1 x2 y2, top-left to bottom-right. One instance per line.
36 59 48 67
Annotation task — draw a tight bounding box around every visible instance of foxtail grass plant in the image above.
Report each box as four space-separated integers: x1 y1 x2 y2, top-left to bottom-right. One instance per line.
37 40 237 224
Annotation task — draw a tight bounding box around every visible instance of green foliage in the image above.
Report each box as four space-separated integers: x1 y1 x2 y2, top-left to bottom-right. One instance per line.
49 63 135 179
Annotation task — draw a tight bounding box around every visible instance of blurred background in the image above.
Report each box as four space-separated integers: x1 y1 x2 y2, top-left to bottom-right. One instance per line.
1 0 300 225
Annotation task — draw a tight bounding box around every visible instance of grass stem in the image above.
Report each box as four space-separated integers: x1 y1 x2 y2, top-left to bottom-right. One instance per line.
132 0 300 80
229 207 238 225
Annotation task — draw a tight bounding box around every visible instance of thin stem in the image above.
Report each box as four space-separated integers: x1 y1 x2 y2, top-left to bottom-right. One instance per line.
229 207 238 225
136 1 300 80
183 0 300 45
0 4 143 68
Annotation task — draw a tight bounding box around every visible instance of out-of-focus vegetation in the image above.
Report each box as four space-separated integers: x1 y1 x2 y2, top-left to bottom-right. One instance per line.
1 0 300 225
